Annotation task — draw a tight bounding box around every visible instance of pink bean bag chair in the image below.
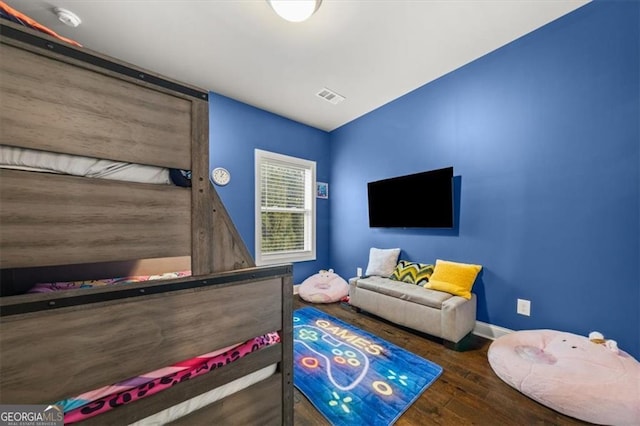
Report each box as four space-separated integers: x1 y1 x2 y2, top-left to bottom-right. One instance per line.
298 269 348 304
488 329 640 425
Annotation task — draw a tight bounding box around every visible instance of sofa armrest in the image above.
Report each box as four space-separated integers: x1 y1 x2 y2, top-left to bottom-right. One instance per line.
441 293 477 343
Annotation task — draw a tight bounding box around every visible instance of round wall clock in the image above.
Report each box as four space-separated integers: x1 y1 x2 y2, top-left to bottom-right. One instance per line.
211 167 231 186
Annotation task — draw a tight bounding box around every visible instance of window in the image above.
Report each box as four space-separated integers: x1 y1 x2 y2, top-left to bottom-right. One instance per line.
255 149 316 265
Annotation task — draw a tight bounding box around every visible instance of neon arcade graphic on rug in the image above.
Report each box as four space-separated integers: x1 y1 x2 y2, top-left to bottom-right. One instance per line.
293 307 442 425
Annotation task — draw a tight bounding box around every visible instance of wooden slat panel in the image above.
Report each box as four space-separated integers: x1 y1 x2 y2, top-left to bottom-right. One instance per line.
0 277 283 403
169 374 282 426
81 344 282 426
0 43 191 170
211 188 256 271
191 100 214 275
281 274 294 425
0 169 190 268
0 21 208 102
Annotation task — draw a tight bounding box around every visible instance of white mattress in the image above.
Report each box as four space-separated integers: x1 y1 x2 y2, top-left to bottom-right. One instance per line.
0 145 171 185
129 364 277 425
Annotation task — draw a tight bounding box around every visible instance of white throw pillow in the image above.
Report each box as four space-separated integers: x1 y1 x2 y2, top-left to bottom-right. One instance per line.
365 247 401 277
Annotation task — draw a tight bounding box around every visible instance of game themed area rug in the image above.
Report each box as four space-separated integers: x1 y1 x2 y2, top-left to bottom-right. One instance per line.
293 307 443 425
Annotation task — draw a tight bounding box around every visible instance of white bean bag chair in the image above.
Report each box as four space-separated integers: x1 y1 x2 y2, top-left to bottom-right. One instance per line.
488 329 640 425
298 269 348 303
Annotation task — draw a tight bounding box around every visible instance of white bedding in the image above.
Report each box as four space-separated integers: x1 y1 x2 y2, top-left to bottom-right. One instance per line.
0 145 172 185
129 364 277 426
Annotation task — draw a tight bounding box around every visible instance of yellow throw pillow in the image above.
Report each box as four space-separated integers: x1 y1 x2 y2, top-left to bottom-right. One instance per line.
424 259 482 300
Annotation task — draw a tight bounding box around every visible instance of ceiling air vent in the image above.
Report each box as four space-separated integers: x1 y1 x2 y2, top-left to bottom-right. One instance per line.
316 87 345 105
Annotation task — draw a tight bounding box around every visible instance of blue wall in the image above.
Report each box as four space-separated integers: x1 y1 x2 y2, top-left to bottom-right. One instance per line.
329 1 639 357
208 93 331 284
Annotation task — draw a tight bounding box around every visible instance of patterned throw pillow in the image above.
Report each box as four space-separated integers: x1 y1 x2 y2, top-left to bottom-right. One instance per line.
389 260 434 286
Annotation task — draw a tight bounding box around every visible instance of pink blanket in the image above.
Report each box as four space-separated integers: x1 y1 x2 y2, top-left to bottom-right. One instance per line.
60 332 280 424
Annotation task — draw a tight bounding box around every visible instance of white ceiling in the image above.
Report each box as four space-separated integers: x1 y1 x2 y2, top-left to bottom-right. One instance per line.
5 0 590 132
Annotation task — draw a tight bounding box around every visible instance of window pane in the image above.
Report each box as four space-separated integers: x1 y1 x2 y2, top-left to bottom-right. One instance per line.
261 163 306 209
261 211 305 252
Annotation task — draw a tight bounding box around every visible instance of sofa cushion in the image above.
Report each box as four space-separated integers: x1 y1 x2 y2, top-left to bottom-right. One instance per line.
390 260 434 285
355 276 452 309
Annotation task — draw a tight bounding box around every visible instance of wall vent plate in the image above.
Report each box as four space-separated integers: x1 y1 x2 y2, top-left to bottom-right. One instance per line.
316 87 345 105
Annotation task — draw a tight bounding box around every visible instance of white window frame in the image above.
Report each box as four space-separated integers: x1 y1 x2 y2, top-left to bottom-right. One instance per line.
255 149 316 266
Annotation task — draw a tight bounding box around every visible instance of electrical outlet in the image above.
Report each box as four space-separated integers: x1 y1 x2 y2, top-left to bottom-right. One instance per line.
517 299 531 316
356 267 363 277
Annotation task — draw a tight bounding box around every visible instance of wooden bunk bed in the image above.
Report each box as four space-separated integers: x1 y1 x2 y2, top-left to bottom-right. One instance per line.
0 20 293 425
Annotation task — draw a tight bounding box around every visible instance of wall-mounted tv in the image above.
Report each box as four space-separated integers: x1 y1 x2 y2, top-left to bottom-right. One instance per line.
367 167 454 228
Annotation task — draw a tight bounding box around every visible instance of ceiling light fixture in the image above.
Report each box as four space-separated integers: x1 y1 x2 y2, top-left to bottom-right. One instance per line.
267 0 322 23
53 7 82 27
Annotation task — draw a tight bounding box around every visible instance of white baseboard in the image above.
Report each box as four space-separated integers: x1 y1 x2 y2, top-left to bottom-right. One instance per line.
473 321 513 340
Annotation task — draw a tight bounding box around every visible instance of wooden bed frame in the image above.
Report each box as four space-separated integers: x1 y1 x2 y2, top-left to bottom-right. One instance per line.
0 20 292 425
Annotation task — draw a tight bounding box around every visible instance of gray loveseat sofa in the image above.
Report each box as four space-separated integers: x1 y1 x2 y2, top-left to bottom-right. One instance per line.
348 276 477 348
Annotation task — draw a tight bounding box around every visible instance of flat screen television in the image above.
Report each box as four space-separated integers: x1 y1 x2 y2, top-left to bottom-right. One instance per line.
367 167 453 228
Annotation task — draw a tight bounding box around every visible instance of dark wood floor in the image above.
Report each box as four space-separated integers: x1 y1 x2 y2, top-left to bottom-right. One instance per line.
293 297 589 426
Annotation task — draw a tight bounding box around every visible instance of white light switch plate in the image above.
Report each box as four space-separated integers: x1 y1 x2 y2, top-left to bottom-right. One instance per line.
517 299 531 316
